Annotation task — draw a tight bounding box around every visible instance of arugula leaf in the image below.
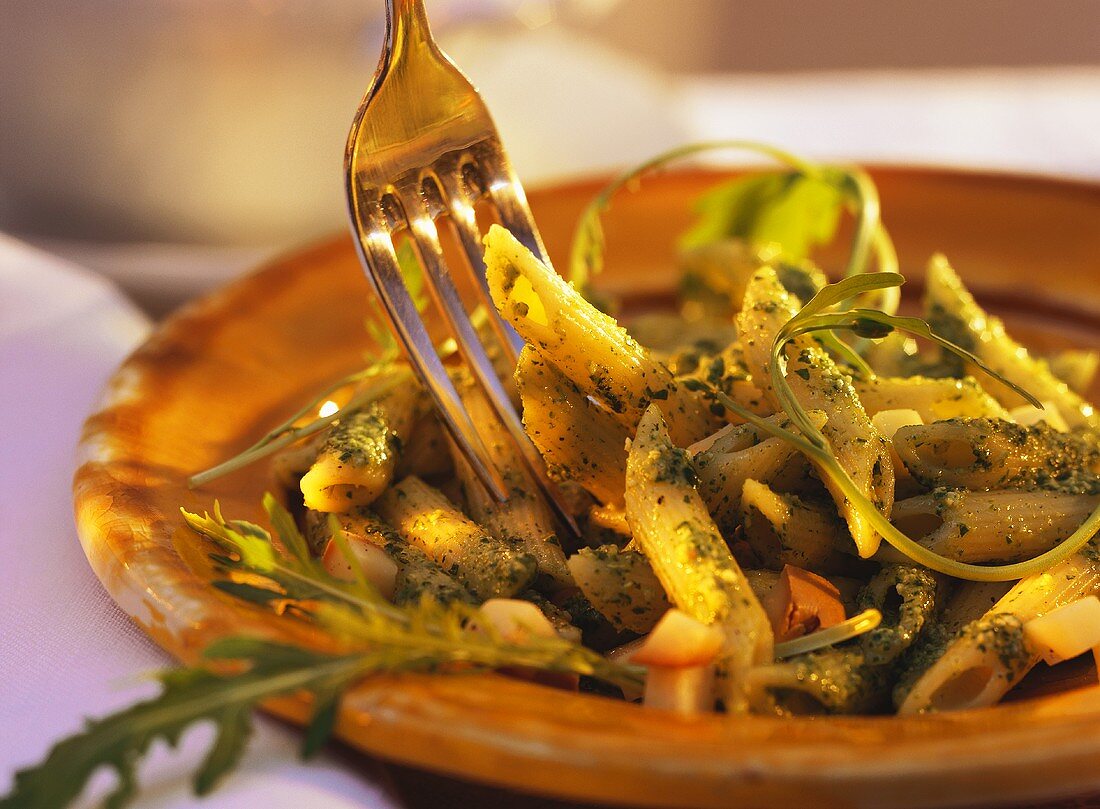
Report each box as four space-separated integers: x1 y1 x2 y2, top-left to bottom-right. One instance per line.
680 170 844 260
568 142 901 318
189 498 645 692
568 140 817 294
185 498 394 618
1 639 369 809
4 497 645 809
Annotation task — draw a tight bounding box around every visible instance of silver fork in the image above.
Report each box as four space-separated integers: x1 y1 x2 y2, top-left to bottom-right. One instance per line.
344 0 577 533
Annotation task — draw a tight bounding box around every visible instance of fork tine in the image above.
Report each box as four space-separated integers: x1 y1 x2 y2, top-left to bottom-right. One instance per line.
398 182 580 535
436 161 524 364
478 149 554 267
346 192 508 501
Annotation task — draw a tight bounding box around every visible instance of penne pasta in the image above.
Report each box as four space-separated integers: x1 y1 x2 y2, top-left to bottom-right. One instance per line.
894 418 1100 493
628 312 739 357
450 377 573 590
693 411 828 532
396 412 453 479
515 345 630 506
856 565 938 665
625 405 774 712
1046 348 1099 396
897 549 1100 714
299 382 424 513
891 489 1100 563
374 475 537 600
737 268 894 557
305 506 477 605
925 255 1100 430
567 545 671 634
746 647 892 715
485 224 720 445
854 375 1010 422
739 479 852 572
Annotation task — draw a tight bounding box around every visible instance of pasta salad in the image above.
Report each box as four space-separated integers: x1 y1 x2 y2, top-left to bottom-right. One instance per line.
185 147 1100 718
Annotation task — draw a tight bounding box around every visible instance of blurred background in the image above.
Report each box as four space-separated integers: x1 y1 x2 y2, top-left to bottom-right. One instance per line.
1 0 1098 313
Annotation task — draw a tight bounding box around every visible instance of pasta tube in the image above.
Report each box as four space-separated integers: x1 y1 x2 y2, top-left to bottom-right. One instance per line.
854 375 1010 422
891 489 1100 563
625 405 773 712
925 255 1100 430
449 377 572 590
856 565 938 665
395 413 452 479
693 411 828 532
739 479 851 572
299 382 423 512
737 268 894 557
747 647 892 715
305 506 476 606
894 418 1100 493
485 224 719 445
374 476 537 600
567 545 671 634
516 346 630 506
1046 348 1099 395
678 238 826 319
897 549 1100 714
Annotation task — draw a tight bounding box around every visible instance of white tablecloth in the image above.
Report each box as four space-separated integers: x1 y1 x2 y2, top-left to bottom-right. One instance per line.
3 65 1100 807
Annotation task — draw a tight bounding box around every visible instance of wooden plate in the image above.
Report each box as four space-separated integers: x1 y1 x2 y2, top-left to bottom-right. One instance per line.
75 167 1100 809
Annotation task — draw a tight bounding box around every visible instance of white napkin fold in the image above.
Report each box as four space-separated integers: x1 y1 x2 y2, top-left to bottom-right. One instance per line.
0 237 397 807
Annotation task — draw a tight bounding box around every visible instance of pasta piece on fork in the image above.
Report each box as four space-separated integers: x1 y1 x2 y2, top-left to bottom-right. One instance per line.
485 225 723 446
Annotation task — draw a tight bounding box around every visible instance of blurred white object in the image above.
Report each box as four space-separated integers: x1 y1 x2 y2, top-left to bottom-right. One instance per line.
680 67 1100 180
3 0 1099 316
441 23 685 184
0 1 377 245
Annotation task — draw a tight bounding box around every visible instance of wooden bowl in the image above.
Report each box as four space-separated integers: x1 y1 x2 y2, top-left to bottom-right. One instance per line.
75 167 1100 809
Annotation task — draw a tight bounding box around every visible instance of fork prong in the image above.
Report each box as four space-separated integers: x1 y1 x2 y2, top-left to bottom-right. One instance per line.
479 149 554 268
436 164 524 364
399 185 580 536
346 200 508 501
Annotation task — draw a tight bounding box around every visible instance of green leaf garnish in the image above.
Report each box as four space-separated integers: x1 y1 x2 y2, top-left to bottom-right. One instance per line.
1 639 372 809
568 141 900 314
3 498 643 809
680 170 843 260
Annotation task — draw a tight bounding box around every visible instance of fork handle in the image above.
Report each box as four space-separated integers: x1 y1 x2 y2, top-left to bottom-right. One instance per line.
386 0 434 49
